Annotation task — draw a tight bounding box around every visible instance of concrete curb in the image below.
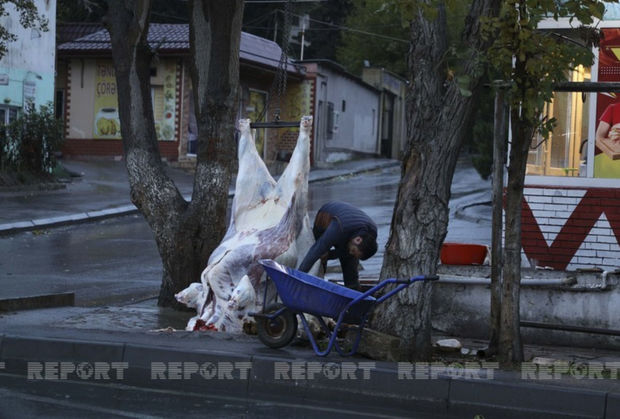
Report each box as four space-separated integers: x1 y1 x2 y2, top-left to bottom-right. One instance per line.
0 161 400 237
453 200 492 224
0 333 619 417
0 293 74 312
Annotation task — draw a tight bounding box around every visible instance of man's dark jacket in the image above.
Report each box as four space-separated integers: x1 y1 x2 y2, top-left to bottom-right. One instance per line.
298 201 377 287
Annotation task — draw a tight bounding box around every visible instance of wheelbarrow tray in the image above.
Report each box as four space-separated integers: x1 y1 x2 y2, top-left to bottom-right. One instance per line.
260 259 375 322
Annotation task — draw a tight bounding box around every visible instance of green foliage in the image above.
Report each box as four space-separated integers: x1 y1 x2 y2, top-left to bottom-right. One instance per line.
336 0 410 76
484 0 611 133
335 0 471 76
57 0 106 22
0 0 48 59
0 103 65 175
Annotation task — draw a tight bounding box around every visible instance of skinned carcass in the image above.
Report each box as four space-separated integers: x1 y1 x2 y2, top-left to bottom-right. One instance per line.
176 116 319 333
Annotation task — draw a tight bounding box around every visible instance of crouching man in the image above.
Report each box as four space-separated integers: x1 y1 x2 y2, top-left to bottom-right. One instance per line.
298 201 378 290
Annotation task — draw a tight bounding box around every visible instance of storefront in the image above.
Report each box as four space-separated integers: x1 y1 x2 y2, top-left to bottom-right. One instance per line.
523 9 620 271
58 57 181 159
56 24 307 165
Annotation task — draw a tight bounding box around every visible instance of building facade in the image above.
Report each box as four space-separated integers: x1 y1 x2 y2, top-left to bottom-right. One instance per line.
0 0 56 121
361 67 407 160
523 8 620 271
56 24 308 167
298 60 381 165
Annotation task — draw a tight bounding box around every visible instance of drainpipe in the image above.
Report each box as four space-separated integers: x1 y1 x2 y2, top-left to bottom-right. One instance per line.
601 270 609 289
520 321 620 337
437 277 572 286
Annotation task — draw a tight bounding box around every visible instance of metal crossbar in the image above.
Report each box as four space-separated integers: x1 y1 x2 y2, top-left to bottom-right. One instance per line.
250 121 299 129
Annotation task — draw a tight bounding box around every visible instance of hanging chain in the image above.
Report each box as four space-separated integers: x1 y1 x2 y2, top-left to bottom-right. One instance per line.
260 0 292 123
274 0 293 121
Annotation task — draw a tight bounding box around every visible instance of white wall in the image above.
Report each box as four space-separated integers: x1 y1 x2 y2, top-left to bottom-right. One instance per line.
0 0 56 108
319 66 380 156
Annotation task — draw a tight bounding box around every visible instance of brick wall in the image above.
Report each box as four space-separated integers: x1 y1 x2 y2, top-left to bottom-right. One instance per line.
522 186 620 271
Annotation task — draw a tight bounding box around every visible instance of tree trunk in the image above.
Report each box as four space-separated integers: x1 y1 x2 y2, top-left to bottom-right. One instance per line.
370 0 501 361
488 84 508 355
105 0 244 307
498 106 532 366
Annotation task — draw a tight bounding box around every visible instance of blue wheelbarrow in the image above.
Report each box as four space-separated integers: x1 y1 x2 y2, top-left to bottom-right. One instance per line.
251 259 439 356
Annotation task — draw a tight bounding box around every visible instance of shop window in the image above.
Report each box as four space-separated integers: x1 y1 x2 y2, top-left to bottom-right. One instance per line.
527 65 589 177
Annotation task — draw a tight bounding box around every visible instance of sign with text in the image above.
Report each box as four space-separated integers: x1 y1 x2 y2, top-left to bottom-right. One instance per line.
94 61 121 139
92 60 177 141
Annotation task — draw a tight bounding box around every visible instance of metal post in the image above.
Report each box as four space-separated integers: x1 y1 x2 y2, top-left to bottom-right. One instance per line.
300 22 305 60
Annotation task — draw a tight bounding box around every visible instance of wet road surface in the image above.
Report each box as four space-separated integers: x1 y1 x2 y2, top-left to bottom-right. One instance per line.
0 165 490 304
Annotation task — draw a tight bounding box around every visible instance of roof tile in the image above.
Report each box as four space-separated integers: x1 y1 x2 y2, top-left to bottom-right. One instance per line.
58 23 300 74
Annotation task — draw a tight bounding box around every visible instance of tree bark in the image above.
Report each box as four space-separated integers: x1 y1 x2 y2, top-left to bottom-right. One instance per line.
499 109 530 366
498 103 531 366
488 84 508 355
105 0 244 307
370 0 501 361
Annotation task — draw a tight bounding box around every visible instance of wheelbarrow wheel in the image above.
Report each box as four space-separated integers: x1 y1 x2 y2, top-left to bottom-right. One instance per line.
257 303 297 349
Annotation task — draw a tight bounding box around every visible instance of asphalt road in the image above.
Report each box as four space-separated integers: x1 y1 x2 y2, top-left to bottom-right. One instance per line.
0 165 491 305
1 372 443 419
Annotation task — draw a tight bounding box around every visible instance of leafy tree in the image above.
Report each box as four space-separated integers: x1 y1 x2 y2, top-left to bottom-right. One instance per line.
370 0 502 361
296 0 353 61
57 0 104 22
0 0 48 59
104 0 244 307
336 0 409 76
483 0 609 366
242 0 352 62
58 0 188 24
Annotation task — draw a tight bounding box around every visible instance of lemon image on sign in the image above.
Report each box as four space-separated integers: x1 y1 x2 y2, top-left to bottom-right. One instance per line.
95 108 120 137
97 118 118 136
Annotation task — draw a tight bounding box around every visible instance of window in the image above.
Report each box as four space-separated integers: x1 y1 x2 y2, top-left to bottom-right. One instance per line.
342 100 346 112
0 106 19 125
527 65 589 177
55 89 65 120
326 102 334 140
372 109 376 135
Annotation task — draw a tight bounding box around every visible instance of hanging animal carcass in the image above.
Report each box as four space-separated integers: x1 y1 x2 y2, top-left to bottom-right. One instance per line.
176 116 320 333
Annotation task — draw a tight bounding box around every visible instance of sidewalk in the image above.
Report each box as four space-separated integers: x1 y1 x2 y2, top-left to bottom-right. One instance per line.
0 157 399 234
1 302 620 417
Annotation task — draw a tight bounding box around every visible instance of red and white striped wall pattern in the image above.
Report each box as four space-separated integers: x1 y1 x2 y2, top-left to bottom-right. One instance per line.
521 187 620 271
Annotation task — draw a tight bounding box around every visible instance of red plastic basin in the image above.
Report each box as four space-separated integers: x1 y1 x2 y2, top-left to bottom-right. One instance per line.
440 243 487 265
